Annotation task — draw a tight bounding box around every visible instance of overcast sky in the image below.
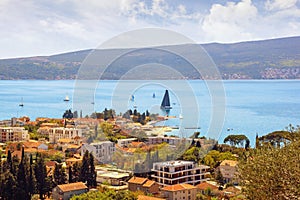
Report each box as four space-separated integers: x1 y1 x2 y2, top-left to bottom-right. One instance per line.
1 0 299 58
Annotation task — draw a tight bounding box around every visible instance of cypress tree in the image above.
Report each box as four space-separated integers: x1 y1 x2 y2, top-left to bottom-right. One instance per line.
68 166 73 183
16 147 29 200
88 153 97 187
34 155 48 200
28 154 36 199
79 151 89 184
54 163 67 185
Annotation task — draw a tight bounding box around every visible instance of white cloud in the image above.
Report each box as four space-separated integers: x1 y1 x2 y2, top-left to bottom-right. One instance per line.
202 0 258 42
265 0 298 11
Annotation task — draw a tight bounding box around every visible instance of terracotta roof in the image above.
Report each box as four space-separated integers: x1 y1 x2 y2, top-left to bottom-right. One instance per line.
58 138 72 143
66 157 82 162
57 182 88 192
45 161 57 167
130 142 146 147
220 160 238 167
128 177 148 185
143 180 156 187
196 182 219 191
138 195 166 200
162 183 196 191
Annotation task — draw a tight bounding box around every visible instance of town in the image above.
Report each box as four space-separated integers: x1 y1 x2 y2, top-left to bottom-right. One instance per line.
3 105 296 200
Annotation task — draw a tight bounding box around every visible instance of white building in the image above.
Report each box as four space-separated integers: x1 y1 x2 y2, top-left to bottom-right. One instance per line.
81 141 115 164
48 127 82 143
152 160 210 186
117 138 137 147
0 127 29 142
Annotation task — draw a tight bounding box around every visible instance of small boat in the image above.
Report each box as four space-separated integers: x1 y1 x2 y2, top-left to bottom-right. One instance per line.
153 93 156 98
19 98 24 107
130 95 134 101
64 95 70 102
179 114 183 119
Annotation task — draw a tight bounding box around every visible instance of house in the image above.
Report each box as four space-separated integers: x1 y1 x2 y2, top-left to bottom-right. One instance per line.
52 182 88 200
152 160 210 186
196 181 220 196
117 138 138 147
161 183 198 200
128 177 160 195
65 154 82 167
48 127 82 144
80 141 115 164
97 171 130 186
0 127 29 142
218 160 238 184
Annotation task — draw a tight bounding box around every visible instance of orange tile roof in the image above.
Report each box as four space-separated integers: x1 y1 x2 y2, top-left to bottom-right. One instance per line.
128 177 148 185
162 183 196 191
196 182 219 191
138 195 166 200
143 180 156 188
57 182 88 192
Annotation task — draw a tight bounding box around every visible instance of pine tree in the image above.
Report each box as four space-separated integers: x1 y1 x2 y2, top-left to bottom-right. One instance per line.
2 171 17 200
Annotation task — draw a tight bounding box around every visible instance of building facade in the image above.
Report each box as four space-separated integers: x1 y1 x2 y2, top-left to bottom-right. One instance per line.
52 182 88 200
161 183 198 200
0 127 29 142
48 127 82 143
81 141 115 164
152 160 210 186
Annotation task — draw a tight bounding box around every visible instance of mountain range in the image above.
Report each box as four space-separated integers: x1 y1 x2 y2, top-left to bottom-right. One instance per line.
0 36 299 80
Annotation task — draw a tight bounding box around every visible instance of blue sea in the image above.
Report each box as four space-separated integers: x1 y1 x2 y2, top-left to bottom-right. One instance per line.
1 80 300 146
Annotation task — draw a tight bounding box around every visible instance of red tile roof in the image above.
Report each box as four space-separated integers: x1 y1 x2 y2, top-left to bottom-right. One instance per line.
138 195 166 200
128 177 148 185
162 183 196 191
143 180 156 188
196 182 219 191
57 182 88 192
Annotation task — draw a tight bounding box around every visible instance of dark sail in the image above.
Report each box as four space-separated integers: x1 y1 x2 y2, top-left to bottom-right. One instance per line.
161 90 172 110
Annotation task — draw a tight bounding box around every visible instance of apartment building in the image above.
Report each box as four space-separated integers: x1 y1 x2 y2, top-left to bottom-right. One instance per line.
0 127 29 142
152 160 210 186
81 141 115 164
48 127 82 143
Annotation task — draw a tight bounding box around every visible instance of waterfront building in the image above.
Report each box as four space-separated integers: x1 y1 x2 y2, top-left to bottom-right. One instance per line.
152 160 210 186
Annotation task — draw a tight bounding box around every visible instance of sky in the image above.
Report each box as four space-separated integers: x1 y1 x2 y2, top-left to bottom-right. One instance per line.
0 0 300 58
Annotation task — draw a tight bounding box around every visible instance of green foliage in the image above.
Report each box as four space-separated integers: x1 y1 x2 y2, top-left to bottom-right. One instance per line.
53 163 67 186
224 134 250 148
202 150 237 168
239 140 300 199
80 151 97 188
70 190 137 200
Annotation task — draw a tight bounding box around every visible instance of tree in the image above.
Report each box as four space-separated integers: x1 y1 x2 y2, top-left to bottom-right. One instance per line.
79 151 89 184
53 163 67 186
87 153 97 187
224 134 250 147
239 140 300 199
34 155 48 200
28 154 36 199
16 147 30 200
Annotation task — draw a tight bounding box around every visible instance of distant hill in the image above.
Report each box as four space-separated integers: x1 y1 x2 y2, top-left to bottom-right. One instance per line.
0 36 299 80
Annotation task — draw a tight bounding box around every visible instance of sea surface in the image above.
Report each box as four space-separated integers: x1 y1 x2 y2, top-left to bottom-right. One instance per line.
1 80 300 146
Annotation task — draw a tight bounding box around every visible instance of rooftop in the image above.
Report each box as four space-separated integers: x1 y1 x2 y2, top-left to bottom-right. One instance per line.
138 195 166 200
128 177 148 185
143 180 156 188
154 160 194 167
57 182 87 192
162 183 196 191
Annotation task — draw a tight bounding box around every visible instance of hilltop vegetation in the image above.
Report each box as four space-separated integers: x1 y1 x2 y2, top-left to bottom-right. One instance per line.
0 36 300 80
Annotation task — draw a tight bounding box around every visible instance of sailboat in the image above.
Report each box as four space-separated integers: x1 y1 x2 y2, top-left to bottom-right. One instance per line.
130 95 134 101
161 90 172 110
179 114 183 119
19 98 24 107
64 95 70 102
